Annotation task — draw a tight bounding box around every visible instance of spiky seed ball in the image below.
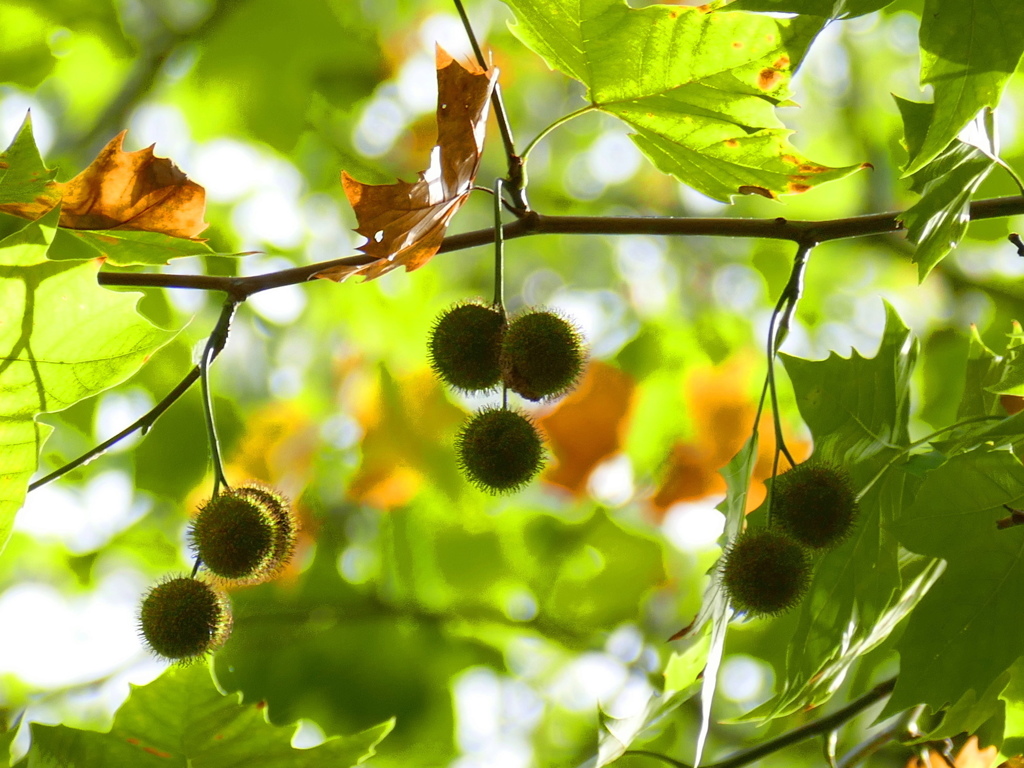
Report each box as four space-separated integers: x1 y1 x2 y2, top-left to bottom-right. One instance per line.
772 462 858 550
191 491 275 581
235 482 298 580
428 302 506 391
139 576 231 662
457 408 545 493
720 529 811 617
501 310 585 401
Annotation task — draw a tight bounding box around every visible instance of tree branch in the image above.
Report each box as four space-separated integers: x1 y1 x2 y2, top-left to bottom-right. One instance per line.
96 194 1024 297
626 677 897 768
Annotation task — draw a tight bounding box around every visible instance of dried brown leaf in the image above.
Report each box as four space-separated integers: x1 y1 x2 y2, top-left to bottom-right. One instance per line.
57 131 207 238
317 47 497 282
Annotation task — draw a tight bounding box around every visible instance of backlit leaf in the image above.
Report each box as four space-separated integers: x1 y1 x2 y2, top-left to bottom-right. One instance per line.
0 113 59 219
903 0 1024 175
501 0 867 201
26 663 393 767
317 48 497 282
897 98 996 279
0 209 173 554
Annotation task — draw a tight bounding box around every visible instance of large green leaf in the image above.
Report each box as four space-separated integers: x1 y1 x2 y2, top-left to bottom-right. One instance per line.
726 0 894 18
903 0 1024 175
502 0 866 201
750 303 919 716
0 209 173 554
25 663 392 767
66 229 215 267
897 98 995 279
885 449 1024 732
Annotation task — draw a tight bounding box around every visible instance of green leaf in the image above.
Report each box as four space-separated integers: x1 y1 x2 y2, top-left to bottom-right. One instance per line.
26 663 393 767
903 0 1024 175
782 301 915 469
725 0 895 18
0 113 58 214
750 303 920 716
897 98 995 279
65 229 214 267
0 209 173 554
502 0 866 201
885 449 1024 727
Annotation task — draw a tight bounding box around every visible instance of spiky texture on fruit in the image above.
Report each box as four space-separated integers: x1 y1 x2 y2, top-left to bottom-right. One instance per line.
139 576 231 662
772 462 858 550
235 482 298 579
500 310 585 400
429 302 506 391
720 529 811 617
457 407 545 493
191 491 275 581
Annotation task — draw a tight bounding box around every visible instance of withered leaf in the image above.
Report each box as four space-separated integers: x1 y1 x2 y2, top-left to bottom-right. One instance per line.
317 47 497 282
57 131 207 239
649 361 809 519
0 129 208 241
539 362 636 496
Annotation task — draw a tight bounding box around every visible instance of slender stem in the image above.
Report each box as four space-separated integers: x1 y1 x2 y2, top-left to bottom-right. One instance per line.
451 0 527 211
520 105 598 163
28 365 201 491
626 677 896 768
835 704 924 768
200 299 238 495
96 194 1024 296
493 178 506 312
766 242 813 471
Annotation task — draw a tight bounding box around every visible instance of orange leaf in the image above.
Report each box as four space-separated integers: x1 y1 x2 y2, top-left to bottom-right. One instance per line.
907 737 998 768
56 132 208 238
317 47 497 282
649 360 809 519
539 362 636 495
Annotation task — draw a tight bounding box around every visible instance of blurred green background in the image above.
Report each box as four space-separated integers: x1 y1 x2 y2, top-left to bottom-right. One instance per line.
1 0 1023 766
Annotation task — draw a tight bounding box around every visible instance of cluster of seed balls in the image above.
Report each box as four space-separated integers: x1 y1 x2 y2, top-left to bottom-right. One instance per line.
138 483 298 663
429 301 586 494
720 462 859 617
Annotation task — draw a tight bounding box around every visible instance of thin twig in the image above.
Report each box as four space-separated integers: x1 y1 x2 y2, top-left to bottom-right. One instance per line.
27 300 241 493
28 366 201 491
200 299 239 495
97 194 1024 297
626 677 897 768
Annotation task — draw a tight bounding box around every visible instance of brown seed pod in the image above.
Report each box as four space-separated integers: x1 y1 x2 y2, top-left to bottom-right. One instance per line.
456 407 545 494
235 482 298 580
139 575 232 662
191 491 276 582
771 462 859 550
500 309 585 401
720 528 811 617
428 301 506 391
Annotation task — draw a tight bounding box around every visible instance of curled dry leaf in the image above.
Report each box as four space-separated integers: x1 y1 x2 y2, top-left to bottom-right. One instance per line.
317 47 497 282
0 129 208 240
58 131 207 238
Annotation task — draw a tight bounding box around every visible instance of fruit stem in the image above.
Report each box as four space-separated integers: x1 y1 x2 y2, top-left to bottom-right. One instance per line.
626 677 896 768
763 241 814 521
492 177 506 315
201 299 239 496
